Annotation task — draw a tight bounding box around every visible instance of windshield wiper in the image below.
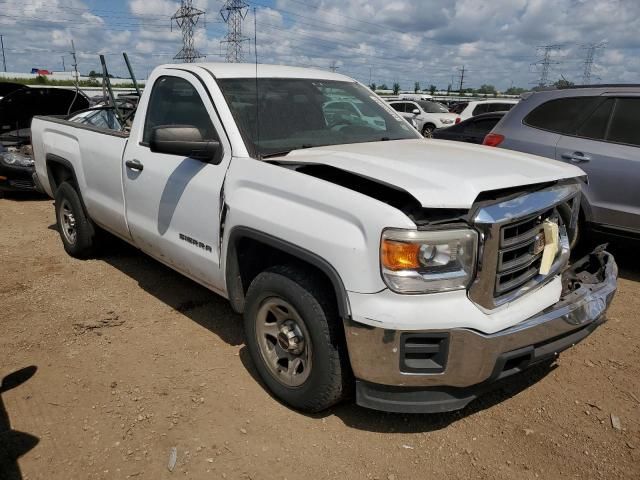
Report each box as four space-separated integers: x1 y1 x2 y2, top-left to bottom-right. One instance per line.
260 144 315 159
261 150 293 159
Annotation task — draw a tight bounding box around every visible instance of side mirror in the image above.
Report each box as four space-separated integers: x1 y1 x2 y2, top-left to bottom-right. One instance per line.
412 109 420 115
150 125 220 162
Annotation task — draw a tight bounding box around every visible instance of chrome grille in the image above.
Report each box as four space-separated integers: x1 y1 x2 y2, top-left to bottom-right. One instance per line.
468 183 581 310
495 209 554 296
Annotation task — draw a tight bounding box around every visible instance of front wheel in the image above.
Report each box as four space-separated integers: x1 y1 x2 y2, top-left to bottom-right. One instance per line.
243 265 351 412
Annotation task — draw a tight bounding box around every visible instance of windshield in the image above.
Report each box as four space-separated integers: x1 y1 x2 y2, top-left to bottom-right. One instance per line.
416 100 449 114
217 78 420 157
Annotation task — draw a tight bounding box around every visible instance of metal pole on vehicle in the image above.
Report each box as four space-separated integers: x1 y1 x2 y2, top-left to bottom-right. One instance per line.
1 35 7 72
100 54 125 127
122 52 141 98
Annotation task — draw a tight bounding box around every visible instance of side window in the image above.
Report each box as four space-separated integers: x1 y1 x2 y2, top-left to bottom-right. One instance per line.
488 103 512 113
472 103 488 115
143 76 218 145
607 98 640 146
407 103 419 114
390 103 404 113
575 99 614 140
524 96 599 134
470 118 500 134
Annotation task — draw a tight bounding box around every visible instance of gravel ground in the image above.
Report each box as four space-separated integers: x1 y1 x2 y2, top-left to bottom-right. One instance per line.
1 195 639 480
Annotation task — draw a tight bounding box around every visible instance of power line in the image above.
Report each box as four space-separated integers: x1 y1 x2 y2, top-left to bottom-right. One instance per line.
0 35 6 72
457 65 465 94
581 42 606 85
171 0 206 63
220 0 250 62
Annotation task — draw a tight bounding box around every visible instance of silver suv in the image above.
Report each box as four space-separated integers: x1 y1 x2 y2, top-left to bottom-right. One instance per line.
485 85 640 237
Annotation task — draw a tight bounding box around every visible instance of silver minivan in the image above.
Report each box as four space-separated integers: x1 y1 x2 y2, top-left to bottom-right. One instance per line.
485 86 640 237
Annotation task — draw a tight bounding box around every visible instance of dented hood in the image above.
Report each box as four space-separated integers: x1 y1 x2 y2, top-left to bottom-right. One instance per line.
280 139 584 209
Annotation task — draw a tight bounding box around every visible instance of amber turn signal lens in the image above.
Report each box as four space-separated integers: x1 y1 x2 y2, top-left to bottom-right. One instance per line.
381 240 420 271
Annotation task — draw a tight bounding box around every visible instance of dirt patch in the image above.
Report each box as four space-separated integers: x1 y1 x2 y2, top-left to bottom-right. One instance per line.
1 197 639 480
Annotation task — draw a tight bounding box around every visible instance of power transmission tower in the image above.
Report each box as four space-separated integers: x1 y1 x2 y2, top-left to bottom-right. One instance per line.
532 45 561 87
581 42 606 85
220 0 250 63
457 65 465 94
171 0 206 63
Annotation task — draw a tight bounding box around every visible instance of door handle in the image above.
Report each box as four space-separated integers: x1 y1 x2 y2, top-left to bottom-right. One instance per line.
125 159 144 171
561 152 591 164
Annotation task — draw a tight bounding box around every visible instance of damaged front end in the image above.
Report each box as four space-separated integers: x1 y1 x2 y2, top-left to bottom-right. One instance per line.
556 244 617 325
350 245 617 413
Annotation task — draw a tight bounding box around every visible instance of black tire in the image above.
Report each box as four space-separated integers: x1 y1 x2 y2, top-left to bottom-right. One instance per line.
54 181 98 259
243 264 351 412
422 123 436 138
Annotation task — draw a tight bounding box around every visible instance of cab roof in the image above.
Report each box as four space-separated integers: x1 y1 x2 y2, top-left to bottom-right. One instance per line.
159 62 354 82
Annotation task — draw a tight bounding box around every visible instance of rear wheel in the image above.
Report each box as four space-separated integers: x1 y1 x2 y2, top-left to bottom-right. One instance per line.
243 265 350 412
422 123 436 138
54 182 98 258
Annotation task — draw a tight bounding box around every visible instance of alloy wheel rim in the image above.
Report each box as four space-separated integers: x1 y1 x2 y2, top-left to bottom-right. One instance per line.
60 199 77 245
255 297 312 387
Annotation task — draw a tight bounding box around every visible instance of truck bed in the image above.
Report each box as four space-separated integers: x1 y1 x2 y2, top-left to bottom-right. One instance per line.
31 115 131 240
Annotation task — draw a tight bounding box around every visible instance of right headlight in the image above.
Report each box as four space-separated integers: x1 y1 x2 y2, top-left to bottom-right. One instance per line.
380 228 478 293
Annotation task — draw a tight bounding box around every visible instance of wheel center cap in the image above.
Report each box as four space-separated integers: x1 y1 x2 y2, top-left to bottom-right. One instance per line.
277 325 304 354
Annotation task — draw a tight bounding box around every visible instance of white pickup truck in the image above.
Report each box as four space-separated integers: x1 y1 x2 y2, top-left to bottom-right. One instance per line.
31 63 617 414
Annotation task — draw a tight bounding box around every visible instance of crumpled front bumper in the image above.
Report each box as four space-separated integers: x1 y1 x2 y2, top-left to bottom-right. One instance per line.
345 248 617 413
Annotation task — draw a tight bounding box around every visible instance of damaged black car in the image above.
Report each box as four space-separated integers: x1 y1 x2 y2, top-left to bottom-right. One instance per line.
0 84 89 195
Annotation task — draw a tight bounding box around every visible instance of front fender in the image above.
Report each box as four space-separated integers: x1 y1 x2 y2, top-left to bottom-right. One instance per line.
221 157 416 294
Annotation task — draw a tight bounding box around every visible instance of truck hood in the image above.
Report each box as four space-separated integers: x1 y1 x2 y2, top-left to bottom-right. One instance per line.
280 139 584 209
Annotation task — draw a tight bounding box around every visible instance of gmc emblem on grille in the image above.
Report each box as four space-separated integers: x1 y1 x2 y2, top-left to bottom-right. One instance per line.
533 232 546 255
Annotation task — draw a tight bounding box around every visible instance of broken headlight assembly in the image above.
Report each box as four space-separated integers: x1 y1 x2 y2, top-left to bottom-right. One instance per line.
380 228 478 293
0 151 35 168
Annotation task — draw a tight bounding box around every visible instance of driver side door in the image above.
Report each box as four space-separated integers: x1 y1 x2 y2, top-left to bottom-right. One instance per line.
123 71 232 292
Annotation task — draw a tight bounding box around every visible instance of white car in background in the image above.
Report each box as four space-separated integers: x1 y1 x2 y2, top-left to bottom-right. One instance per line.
398 93 433 101
323 100 386 131
454 99 519 121
389 100 459 137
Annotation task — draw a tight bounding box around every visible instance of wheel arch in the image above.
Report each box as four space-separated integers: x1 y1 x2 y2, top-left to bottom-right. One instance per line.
225 227 351 319
46 154 79 193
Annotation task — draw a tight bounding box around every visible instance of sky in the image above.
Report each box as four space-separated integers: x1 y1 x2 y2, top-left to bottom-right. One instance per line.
0 0 638 90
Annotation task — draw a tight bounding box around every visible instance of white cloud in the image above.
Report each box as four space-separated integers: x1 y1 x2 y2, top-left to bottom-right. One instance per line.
0 0 637 89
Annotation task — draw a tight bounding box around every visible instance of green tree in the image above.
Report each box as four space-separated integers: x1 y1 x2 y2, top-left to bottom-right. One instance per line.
392 82 400 95
429 84 437 95
379 83 388 90
553 78 575 88
505 86 527 95
369 82 377 91
478 84 497 95
414 81 420 93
